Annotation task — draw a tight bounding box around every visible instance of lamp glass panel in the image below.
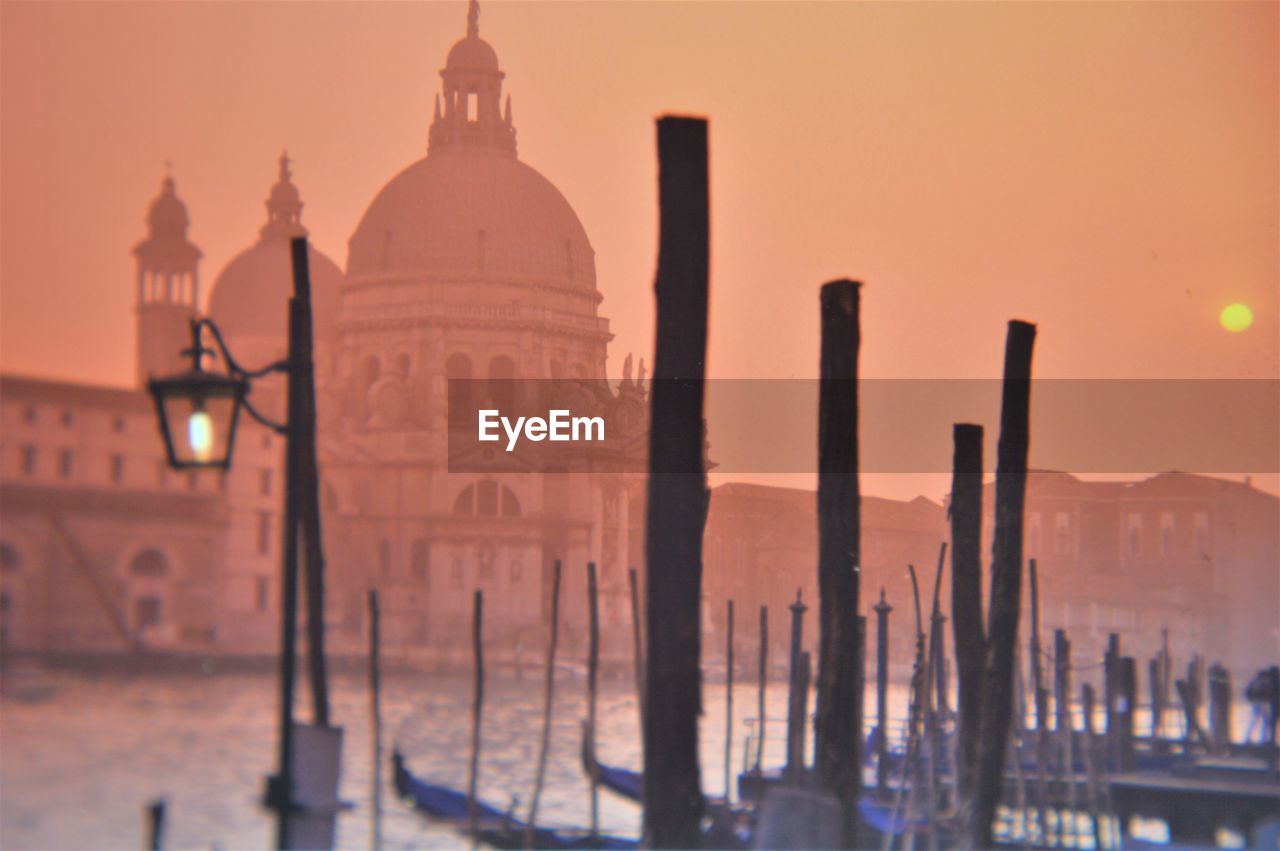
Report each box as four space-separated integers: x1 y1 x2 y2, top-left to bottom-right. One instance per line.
161 392 238 467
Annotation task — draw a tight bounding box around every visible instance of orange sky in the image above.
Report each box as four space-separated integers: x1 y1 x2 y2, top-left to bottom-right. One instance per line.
2 1 1276 498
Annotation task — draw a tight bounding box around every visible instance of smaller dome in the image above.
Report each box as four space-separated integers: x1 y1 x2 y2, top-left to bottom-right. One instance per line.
268 178 301 208
446 36 499 71
147 177 190 240
208 241 343 342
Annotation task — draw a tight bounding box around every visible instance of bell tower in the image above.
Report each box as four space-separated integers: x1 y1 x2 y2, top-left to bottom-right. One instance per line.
428 0 517 157
133 166 202 386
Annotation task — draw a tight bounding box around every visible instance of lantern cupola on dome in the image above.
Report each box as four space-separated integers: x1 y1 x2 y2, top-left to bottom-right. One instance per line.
429 0 516 157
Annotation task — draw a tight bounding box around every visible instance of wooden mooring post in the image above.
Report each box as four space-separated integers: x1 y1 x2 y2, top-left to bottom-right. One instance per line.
815 278 863 848
526 560 563 847
757 605 769 772
874 590 892 793
1118 657 1137 773
1208 663 1233 754
587 561 601 838
786 591 810 781
724 599 735 803
968 319 1036 851
145 799 165 851
467 589 485 848
367 590 382 851
628 567 646 748
642 114 710 850
1054 629 1075 848
1028 559 1052 846
950 423 985 807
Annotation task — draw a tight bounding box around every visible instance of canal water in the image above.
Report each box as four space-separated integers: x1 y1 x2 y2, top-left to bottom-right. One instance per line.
1 669 839 850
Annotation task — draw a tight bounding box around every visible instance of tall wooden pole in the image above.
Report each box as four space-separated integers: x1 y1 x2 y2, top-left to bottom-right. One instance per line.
724 599 735 803
587 562 601 839
642 115 710 849
949 423 985 805
815 279 863 849
367 590 382 851
969 319 1036 850
527 560 563 846
467 590 485 848
874 590 892 792
756 605 768 772
1029 558 1051 846
629 567 647 745
786 591 809 780
266 244 309 850
291 237 330 729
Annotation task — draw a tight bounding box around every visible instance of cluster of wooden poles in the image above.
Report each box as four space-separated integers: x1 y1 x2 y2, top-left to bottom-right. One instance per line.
636 113 1041 849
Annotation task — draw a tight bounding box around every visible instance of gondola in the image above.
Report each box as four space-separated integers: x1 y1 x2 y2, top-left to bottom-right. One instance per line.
578 726 643 804
392 748 638 850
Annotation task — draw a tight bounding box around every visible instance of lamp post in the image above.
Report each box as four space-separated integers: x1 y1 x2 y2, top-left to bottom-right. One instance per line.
148 237 330 850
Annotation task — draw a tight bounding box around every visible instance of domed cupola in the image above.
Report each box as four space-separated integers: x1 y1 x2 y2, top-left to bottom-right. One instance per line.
135 167 202 270
261 152 306 241
429 0 517 156
208 152 343 345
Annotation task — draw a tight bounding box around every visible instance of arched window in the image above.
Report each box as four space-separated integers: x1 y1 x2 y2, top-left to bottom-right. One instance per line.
476 480 499 516
454 483 521 517
501 486 521 517
446 354 473 427
453 485 475 516
0 542 21 573
396 353 412 379
130 549 168 578
488 355 516 411
411 538 430 581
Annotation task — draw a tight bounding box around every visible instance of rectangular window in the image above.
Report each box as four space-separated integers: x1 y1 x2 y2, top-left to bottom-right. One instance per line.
257 511 272 556
1160 512 1175 557
1028 512 1041 555
20 445 36 476
1055 512 1071 556
1193 512 1210 557
58 449 74 479
254 576 270 612
61 410 74 427
259 469 272 497
113 416 126 433
187 472 198 491
110 453 125 484
22 406 36 424
1127 513 1142 556
466 92 477 121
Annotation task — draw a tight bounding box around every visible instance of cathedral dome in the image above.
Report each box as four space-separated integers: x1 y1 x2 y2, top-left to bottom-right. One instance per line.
346 154 595 290
208 153 344 341
209 242 344 341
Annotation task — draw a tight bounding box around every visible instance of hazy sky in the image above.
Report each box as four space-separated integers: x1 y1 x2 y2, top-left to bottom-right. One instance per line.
3 1 1276 497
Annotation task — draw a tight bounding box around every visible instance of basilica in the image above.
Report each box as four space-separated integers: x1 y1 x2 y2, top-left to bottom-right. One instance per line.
0 1 649 665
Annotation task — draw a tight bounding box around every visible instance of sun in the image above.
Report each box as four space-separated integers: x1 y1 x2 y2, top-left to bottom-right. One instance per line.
1220 303 1254 333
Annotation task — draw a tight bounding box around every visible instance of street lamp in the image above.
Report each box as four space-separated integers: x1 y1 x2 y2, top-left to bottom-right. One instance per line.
147 237 333 850
148 320 259 469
